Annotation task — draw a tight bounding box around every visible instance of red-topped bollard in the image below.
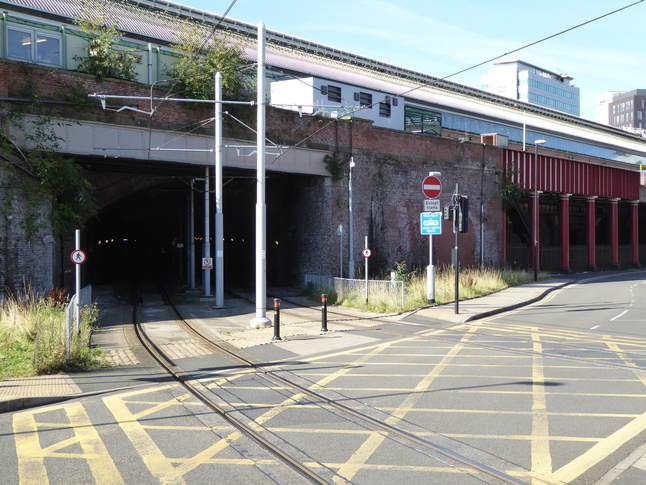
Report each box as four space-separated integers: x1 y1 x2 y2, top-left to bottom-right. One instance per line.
321 294 328 332
273 298 282 341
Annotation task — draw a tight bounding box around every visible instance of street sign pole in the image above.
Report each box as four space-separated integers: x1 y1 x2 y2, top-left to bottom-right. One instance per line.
74 229 81 334
428 234 435 303
364 236 369 303
454 183 460 314
422 172 442 304
337 224 343 277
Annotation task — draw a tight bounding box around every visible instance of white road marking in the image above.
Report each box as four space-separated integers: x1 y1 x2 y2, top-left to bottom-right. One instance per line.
610 310 628 322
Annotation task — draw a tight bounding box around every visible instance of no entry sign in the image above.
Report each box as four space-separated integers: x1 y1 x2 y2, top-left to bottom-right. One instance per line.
422 175 442 199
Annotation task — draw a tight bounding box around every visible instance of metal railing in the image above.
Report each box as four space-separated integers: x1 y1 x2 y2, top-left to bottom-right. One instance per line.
64 285 92 358
304 273 405 309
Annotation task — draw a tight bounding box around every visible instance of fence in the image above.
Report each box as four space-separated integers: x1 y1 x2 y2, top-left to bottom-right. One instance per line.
64 284 92 357
304 273 405 309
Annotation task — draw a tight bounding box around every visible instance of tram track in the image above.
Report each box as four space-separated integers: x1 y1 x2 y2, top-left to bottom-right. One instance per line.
132 284 534 485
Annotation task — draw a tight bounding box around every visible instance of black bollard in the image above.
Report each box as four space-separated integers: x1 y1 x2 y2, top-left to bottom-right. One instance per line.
272 298 282 341
321 294 328 332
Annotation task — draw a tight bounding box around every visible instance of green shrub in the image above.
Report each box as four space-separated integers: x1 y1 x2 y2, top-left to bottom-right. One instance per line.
0 288 104 378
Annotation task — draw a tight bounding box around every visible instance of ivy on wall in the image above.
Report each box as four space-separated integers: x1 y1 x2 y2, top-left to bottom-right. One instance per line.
324 153 346 182
1 70 96 238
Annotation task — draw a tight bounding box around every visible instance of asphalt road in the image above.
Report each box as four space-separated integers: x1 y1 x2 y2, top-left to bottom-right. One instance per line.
1 273 645 484
491 271 646 338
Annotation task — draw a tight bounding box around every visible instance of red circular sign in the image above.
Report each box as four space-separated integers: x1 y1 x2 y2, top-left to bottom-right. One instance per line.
422 176 442 199
70 250 87 264
362 248 372 258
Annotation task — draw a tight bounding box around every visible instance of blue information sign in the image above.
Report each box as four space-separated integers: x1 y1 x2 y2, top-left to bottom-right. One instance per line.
420 212 442 235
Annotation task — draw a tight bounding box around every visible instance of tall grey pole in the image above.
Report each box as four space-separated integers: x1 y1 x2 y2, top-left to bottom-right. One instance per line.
74 229 81 333
203 166 211 296
427 233 435 303
189 179 195 289
534 143 539 282
251 22 271 327
214 72 225 308
364 235 369 303
348 157 355 279
337 224 343 277
454 184 460 315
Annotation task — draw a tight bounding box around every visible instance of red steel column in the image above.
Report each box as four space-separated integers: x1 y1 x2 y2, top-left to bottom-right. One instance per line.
559 194 571 272
609 198 619 269
630 200 640 267
586 196 597 271
502 210 507 266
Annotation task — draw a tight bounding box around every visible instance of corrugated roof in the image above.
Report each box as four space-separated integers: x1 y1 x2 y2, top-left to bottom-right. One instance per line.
3 0 645 146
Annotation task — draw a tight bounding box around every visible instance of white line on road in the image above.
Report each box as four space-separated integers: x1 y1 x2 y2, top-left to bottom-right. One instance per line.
610 310 628 321
590 325 600 330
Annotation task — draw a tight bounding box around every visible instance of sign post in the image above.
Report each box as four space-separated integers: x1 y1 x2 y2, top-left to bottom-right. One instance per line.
73 230 84 334
422 173 442 304
420 212 442 302
363 237 371 303
337 224 344 277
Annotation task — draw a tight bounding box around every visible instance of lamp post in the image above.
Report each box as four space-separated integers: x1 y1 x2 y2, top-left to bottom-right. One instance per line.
348 157 355 279
533 139 546 281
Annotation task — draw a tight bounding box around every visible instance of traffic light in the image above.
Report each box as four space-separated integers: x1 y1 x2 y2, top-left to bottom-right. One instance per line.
457 195 469 233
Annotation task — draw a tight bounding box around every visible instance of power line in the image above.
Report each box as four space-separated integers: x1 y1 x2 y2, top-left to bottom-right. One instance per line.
266 0 645 166
405 0 645 97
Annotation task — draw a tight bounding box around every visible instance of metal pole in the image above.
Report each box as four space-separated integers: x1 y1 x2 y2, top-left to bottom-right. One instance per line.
364 235 368 304
321 294 328 331
534 143 539 282
454 184 460 315
189 180 195 289
272 299 281 340
427 234 435 303
214 72 225 308
203 166 211 296
337 224 343 278
348 158 355 279
74 229 81 333
251 22 271 327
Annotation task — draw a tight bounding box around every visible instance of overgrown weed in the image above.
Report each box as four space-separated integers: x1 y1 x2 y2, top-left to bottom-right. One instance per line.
0 286 104 379
305 266 550 313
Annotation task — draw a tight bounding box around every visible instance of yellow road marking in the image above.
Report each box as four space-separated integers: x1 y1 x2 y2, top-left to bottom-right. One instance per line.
333 327 476 483
104 391 187 484
552 412 646 483
13 412 48 485
531 331 552 481
14 402 123 485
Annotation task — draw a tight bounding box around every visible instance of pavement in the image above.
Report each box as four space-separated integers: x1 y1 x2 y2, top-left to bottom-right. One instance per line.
2 273 645 483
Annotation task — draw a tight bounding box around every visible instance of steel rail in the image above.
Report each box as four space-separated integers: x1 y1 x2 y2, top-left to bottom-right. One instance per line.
162 288 530 485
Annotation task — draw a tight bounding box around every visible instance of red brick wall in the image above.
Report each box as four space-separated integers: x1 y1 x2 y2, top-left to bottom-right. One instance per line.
1 59 505 278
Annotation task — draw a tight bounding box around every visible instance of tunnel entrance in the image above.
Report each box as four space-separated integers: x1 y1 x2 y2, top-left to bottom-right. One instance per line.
85 165 311 289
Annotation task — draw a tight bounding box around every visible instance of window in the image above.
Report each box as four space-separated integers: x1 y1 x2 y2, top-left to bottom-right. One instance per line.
327 85 341 103
405 106 442 135
355 91 372 108
379 101 391 118
7 26 61 66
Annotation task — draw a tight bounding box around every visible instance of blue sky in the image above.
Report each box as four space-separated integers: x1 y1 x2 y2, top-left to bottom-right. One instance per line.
184 0 646 121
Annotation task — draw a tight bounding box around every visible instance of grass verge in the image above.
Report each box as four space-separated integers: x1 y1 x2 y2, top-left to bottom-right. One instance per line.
0 288 106 380
307 266 550 313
